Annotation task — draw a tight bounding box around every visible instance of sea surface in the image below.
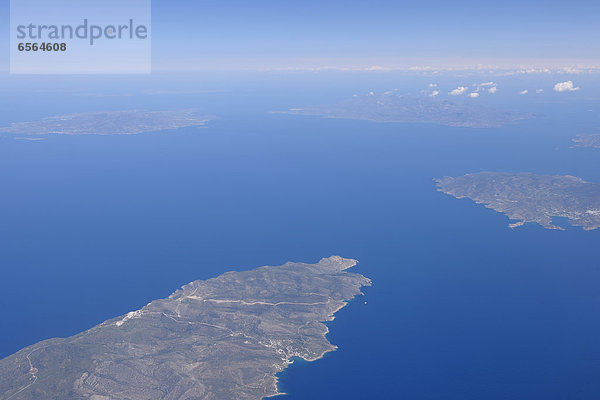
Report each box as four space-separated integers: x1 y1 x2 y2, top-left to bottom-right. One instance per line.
1 72 600 399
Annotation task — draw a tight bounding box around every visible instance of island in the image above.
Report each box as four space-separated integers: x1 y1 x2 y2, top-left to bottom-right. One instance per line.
572 133 600 149
0 256 370 400
0 110 210 136
278 92 532 128
435 172 600 230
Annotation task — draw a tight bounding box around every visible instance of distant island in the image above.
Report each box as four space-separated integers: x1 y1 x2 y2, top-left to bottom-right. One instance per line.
572 133 600 149
0 110 210 136
435 172 600 230
0 256 370 400
278 92 532 128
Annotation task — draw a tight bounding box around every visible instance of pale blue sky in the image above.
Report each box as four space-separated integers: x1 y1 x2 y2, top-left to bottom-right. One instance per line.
1 0 599 71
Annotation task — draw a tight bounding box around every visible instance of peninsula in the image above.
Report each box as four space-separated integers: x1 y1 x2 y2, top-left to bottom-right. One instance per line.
572 133 600 149
0 256 370 400
435 172 600 230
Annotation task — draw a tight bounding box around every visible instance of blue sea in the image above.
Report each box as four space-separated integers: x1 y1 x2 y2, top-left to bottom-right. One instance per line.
1 71 600 399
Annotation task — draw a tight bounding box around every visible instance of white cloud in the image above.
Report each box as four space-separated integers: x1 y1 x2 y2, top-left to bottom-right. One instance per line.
429 83 438 88
519 89 529 95
468 92 480 98
488 86 497 94
449 86 468 96
480 81 496 86
554 81 580 92
367 91 375 96
429 90 440 97
366 65 392 72
536 89 544 93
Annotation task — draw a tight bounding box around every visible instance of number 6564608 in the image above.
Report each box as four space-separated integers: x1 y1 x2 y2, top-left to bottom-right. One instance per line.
17 42 67 51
